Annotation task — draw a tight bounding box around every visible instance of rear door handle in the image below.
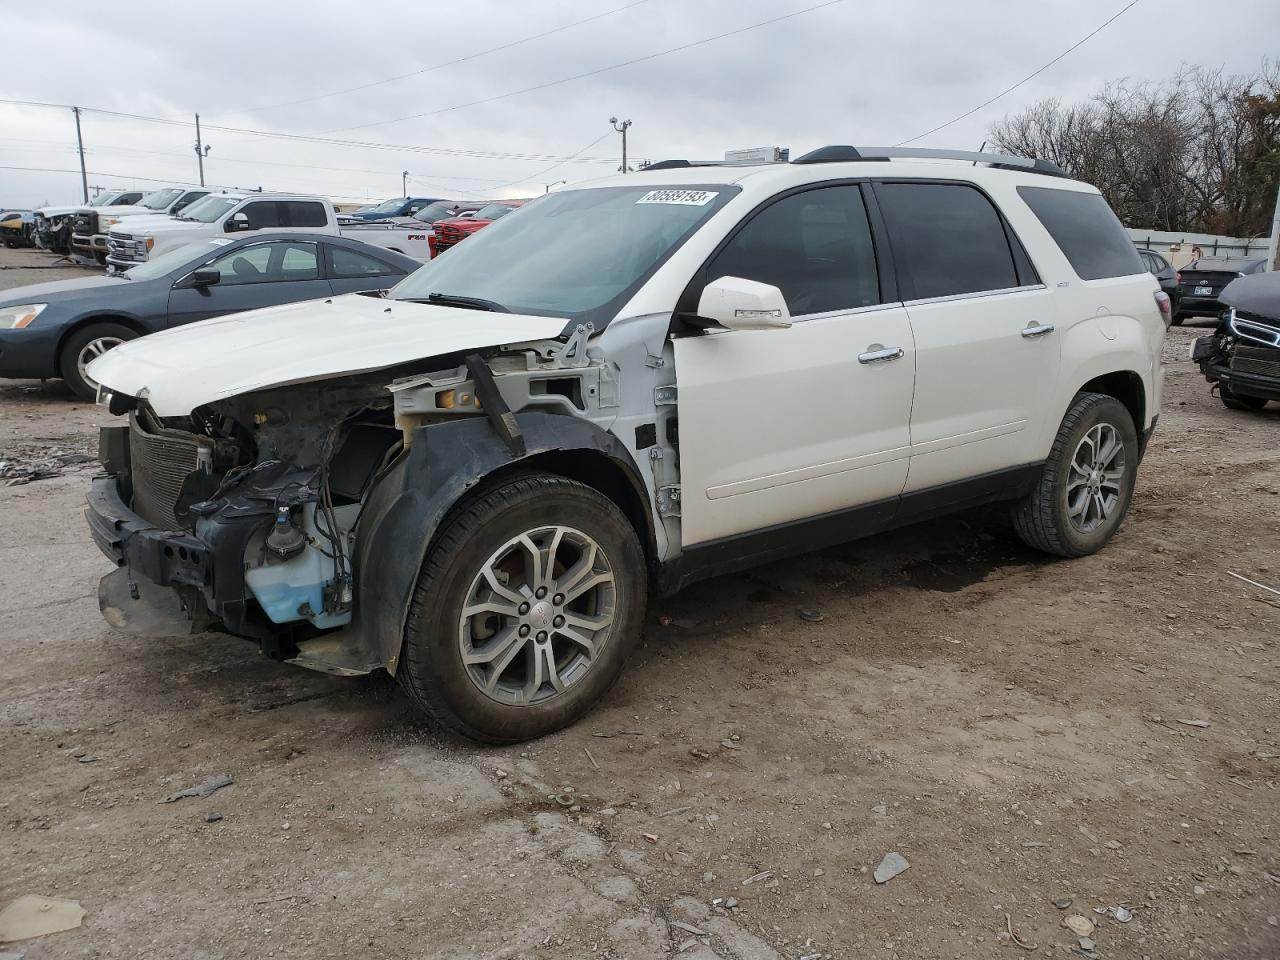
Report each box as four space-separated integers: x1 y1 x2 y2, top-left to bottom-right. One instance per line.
1021 322 1055 338
858 346 905 364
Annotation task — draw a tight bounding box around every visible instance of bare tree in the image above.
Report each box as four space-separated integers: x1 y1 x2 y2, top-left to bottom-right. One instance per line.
990 61 1280 236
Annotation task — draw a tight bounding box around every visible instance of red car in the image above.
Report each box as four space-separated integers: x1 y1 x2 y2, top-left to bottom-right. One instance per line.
430 199 526 256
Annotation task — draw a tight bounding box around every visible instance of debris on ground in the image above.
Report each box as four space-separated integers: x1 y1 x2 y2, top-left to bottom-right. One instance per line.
1175 718 1210 728
203 812 223 823
1004 913 1037 951
873 852 909 884
1053 897 1073 910
158 773 233 803
797 608 825 623
742 870 773 886
1062 914 1095 937
0 451 95 486
0 895 86 942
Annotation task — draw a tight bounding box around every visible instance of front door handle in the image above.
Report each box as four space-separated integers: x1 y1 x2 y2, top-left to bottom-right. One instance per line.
1021 322 1055 338
858 345 905 364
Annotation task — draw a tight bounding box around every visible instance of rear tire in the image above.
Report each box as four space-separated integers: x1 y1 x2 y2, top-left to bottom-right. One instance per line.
1012 393 1138 558
59 322 136 401
398 472 646 743
1220 384 1268 411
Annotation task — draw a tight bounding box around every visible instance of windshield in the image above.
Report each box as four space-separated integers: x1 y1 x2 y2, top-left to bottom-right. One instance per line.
476 203 518 220
141 188 183 210
391 184 738 325
370 197 408 213
90 192 122 207
413 201 461 223
178 195 240 222
123 239 234 280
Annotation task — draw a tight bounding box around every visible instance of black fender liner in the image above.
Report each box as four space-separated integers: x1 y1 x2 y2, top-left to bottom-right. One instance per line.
349 411 652 673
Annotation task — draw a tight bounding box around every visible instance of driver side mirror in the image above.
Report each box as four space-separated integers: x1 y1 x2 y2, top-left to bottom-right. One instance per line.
189 268 220 287
696 276 792 331
224 212 250 233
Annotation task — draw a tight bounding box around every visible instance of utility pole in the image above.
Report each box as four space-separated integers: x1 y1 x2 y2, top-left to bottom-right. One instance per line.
193 113 211 186
402 171 409 196
71 106 88 202
545 180 567 193
610 117 632 174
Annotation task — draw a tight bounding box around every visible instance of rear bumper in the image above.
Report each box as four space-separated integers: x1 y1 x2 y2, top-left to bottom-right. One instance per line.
1177 295 1222 318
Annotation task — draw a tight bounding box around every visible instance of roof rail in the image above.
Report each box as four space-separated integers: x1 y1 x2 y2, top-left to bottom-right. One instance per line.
791 146 1068 178
641 159 768 171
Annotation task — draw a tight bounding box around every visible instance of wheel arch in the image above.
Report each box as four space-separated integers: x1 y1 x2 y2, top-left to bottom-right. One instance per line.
1078 369 1146 434
55 313 150 365
347 412 656 674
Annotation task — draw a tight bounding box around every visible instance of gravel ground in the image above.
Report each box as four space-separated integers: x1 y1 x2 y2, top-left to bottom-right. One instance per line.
2 244 1278 959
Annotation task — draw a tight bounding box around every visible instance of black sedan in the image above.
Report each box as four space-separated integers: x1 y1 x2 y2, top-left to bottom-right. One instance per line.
1176 256 1267 323
0 233 419 399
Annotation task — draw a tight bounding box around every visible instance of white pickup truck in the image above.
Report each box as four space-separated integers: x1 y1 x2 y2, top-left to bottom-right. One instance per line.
74 186 212 262
105 192 434 270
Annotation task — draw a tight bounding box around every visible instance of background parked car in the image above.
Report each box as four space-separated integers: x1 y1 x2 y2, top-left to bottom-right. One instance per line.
346 197 442 221
1138 248 1180 321
0 233 418 399
1176 256 1267 322
1 210 35 248
430 199 526 254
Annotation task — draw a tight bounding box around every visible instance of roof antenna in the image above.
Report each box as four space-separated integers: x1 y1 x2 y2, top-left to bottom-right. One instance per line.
974 141 987 167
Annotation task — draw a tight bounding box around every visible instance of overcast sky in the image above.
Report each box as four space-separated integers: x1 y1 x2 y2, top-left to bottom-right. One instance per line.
3 0 1278 208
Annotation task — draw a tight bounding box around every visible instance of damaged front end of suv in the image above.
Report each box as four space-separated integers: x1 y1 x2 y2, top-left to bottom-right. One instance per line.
86 307 660 682
1192 270 1280 412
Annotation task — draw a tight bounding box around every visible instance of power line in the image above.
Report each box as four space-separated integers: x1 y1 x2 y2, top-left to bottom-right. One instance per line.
0 98 622 165
893 0 1143 147
486 131 617 191
252 0 654 112
321 0 849 135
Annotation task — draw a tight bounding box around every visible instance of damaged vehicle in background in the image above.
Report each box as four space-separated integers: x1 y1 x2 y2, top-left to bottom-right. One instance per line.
35 190 146 255
1192 268 1280 411
84 146 1165 743
72 186 211 264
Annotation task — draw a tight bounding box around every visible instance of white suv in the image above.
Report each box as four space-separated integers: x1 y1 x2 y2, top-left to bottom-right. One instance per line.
86 146 1167 743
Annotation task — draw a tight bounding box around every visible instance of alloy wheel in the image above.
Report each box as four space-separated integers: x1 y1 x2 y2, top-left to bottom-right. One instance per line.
75 335 124 392
1066 422 1127 533
458 525 617 706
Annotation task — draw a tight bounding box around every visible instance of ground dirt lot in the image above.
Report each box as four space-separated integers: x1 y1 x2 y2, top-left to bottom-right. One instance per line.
2 244 1278 959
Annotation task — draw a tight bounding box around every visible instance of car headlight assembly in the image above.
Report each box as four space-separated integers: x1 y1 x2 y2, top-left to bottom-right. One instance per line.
101 216 121 230
1 304 48 329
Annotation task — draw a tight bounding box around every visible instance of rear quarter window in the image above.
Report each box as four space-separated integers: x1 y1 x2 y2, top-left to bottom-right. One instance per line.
1017 186 1145 281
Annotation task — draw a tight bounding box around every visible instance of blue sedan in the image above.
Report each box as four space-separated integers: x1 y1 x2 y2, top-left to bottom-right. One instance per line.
0 233 419 399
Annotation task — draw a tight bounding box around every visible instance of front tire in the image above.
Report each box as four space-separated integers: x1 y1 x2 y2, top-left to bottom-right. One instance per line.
399 472 646 743
1012 393 1138 558
1219 384 1268 411
59 322 136 401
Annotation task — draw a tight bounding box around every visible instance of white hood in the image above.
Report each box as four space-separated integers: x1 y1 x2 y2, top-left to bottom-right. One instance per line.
96 204 161 219
35 205 83 218
107 214 182 235
87 293 567 416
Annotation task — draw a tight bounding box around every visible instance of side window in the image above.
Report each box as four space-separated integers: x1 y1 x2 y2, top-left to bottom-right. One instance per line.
1017 186 1145 281
876 182 1019 300
279 201 328 227
173 191 206 214
705 185 880 316
326 245 399 279
241 201 281 230
206 241 319 285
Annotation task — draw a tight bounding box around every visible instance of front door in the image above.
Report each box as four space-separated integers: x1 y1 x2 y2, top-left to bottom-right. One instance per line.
674 183 915 546
872 180 1061 493
166 239 330 327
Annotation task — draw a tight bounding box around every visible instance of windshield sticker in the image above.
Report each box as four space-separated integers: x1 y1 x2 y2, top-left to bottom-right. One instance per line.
636 189 718 206
209 238 233 246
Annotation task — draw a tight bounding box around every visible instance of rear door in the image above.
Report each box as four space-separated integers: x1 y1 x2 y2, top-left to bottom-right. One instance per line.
165 239 328 327
873 180 1060 494
674 183 915 545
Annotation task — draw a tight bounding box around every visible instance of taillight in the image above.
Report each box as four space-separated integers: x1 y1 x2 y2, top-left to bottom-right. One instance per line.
1155 290 1172 326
